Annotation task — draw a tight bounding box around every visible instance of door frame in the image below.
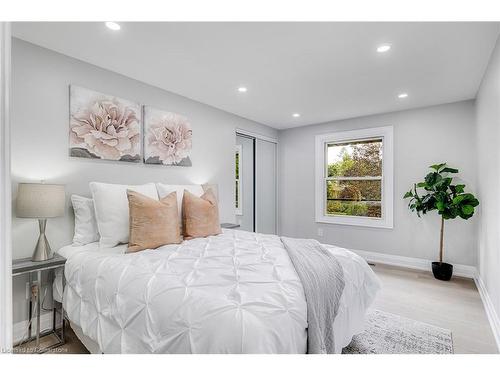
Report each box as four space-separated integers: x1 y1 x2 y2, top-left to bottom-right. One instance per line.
236 129 279 235
0 21 12 352
235 128 278 144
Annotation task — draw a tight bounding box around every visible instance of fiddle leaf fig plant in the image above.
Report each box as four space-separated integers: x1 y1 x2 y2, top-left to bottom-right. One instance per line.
403 163 479 263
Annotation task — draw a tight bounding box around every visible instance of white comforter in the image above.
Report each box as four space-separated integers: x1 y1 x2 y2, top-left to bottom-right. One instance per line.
61 229 380 353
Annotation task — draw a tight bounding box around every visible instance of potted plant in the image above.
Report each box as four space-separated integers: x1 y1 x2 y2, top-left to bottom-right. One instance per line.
403 163 479 281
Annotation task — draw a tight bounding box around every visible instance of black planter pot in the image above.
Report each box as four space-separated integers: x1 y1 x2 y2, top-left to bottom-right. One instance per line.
432 262 453 281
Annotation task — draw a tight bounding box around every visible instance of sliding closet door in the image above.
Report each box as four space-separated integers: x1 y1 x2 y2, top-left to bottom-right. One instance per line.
236 134 255 232
255 139 277 234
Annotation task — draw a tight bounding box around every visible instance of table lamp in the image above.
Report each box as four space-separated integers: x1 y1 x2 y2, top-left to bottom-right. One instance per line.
16 183 65 261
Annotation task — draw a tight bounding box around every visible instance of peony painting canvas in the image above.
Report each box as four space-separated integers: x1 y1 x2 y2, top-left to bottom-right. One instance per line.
144 106 192 166
69 86 142 162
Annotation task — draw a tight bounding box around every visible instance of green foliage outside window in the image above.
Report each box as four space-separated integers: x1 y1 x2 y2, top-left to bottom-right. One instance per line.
235 150 240 209
327 139 382 218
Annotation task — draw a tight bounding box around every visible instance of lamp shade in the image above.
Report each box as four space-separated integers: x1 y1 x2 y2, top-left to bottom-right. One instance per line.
16 183 65 218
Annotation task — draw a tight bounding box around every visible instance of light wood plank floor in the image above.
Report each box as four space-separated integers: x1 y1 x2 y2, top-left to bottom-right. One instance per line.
370 264 498 354
18 263 498 354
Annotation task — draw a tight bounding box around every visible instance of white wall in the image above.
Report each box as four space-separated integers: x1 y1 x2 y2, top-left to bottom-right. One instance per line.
10 39 276 323
279 100 478 266
11 38 277 257
476 35 500 340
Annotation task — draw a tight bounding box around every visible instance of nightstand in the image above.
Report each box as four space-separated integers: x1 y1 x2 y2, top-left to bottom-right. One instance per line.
221 223 241 229
12 255 66 353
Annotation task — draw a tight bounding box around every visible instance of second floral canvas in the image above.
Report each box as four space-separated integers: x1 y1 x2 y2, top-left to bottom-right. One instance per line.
144 106 193 166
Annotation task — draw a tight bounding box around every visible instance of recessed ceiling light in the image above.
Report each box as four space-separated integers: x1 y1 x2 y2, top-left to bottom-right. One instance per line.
398 93 409 99
377 44 391 53
292 113 301 118
105 22 121 31
237 87 248 93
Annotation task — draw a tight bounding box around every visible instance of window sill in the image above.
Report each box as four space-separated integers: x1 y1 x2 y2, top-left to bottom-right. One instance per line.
315 215 393 229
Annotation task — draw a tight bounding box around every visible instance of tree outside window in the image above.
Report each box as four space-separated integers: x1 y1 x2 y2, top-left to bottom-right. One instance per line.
326 139 382 218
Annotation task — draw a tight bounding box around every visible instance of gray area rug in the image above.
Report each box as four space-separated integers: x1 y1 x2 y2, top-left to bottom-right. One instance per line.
342 310 453 354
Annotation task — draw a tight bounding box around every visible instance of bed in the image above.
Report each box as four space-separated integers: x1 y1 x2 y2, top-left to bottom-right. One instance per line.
55 229 380 354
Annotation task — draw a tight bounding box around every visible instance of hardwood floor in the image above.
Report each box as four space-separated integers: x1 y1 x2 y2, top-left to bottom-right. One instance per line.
14 324 88 354
21 263 498 354
371 263 498 354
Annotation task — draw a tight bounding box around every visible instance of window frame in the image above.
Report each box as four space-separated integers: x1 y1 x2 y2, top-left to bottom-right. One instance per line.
315 126 393 228
235 144 243 215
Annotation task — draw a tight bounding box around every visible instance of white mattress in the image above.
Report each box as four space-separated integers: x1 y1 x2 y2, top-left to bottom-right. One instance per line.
57 229 380 353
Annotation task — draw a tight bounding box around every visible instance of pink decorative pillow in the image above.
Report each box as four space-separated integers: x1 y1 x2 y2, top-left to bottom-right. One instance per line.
127 190 181 253
182 189 222 239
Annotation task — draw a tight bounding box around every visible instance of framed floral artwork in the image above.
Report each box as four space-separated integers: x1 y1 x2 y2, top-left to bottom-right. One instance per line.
144 106 193 166
69 86 142 162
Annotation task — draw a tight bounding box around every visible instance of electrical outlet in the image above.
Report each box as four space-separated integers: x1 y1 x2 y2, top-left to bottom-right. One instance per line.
317 228 324 237
31 284 38 299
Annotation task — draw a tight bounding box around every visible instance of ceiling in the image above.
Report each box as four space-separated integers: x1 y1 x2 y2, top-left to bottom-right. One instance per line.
12 22 500 129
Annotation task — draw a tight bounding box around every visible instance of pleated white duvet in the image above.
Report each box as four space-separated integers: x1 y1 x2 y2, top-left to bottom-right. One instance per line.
61 229 380 353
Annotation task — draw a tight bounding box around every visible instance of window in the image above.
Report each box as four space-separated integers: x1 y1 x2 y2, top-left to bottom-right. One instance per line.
315 126 393 228
235 145 242 215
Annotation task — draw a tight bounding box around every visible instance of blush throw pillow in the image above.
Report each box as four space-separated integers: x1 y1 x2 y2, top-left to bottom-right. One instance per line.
90 182 159 248
127 190 181 253
71 195 100 246
182 189 222 239
156 183 204 226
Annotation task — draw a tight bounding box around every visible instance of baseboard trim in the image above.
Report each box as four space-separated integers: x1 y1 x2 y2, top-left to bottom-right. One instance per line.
13 311 59 346
474 275 500 352
352 249 477 278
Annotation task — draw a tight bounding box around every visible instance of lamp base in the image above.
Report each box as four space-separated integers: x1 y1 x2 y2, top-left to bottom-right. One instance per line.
32 219 53 262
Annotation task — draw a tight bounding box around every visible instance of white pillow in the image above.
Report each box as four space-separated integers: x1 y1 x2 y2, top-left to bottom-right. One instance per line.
156 183 204 225
71 195 100 246
90 182 158 248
